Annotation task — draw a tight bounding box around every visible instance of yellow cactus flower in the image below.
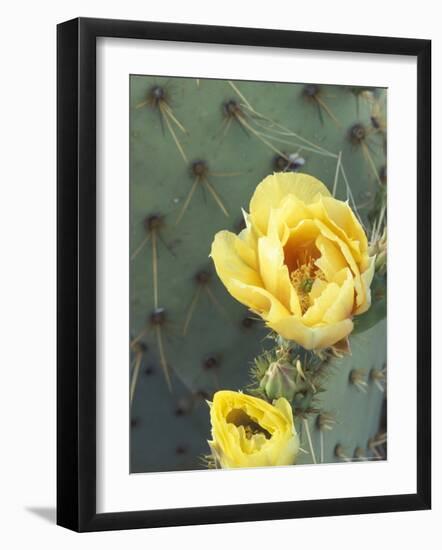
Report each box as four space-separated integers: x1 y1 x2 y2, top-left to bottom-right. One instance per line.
208 390 299 468
210 172 375 350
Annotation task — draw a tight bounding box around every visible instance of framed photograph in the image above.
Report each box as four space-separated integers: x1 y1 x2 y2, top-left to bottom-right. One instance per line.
57 17 431 532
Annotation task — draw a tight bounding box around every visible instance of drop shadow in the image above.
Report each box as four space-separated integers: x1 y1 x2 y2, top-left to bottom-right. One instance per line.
26 506 56 524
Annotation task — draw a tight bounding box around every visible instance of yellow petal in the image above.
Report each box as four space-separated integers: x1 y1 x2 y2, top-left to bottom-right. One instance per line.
210 230 263 309
250 172 331 235
210 232 294 320
310 278 328 301
302 268 354 326
311 196 368 260
267 195 312 243
234 227 259 271
211 230 259 278
314 219 365 308
257 234 301 316
302 282 340 326
314 234 347 281
323 268 355 324
273 397 295 424
269 316 354 350
355 255 376 315
245 284 291 324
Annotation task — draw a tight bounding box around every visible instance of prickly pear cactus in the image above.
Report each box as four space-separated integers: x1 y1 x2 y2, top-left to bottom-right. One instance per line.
129 76 387 472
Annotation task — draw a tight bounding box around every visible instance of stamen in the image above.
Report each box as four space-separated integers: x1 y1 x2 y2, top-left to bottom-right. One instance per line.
226 408 271 441
290 257 325 313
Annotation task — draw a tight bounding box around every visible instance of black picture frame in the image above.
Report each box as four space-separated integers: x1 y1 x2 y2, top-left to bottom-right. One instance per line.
57 17 431 532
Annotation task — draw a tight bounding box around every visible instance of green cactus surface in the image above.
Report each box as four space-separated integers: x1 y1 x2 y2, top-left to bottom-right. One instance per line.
129 75 387 473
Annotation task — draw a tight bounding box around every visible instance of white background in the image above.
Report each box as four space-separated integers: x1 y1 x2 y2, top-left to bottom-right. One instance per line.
0 0 439 548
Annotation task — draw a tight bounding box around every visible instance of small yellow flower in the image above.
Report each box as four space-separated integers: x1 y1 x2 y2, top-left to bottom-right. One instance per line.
210 173 375 350
208 390 299 468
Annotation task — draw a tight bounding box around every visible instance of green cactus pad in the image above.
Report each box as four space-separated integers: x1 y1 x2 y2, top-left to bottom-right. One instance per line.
130 75 387 472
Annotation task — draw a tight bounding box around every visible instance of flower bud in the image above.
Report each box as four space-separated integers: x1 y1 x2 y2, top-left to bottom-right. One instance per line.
260 361 297 402
208 390 299 468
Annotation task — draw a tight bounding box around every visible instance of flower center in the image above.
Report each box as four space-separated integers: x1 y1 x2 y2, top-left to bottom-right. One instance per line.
226 408 271 440
290 257 325 314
